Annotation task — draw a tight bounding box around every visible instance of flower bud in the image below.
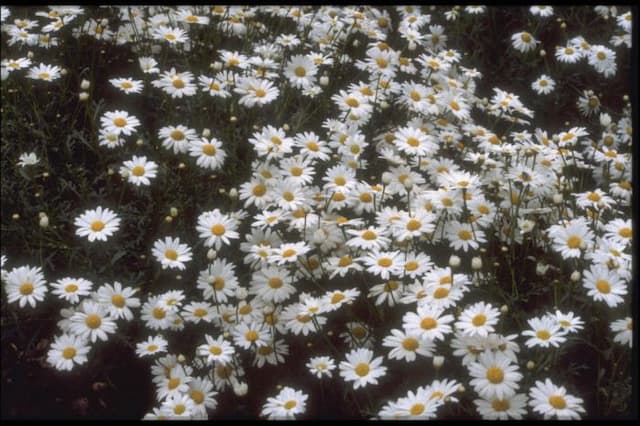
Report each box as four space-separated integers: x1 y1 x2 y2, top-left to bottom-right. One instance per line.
570 271 581 282
78 92 89 101
449 255 461 268
283 123 290 131
207 249 217 260
229 188 238 200
235 287 248 300
471 257 482 270
500 304 508 314
27 51 34 58
408 41 417 51
164 215 173 223
136 138 144 146
319 75 329 86
202 128 211 138
539 49 546 57
433 355 444 370
526 360 535 370
60 68 67 76
170 207 178 217
230 116 237 123
553 193 563 204
599 113 612 127
381 172 393 185
80 79 90 90
39 214 49 228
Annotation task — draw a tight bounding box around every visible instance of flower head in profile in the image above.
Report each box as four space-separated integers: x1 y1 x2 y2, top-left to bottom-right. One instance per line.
74 206 121 242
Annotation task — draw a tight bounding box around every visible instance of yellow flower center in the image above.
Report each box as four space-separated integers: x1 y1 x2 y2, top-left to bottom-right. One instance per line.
132 165 145 176
239 305 252 315
190 390 204 404
284 400 297 410
458 230 472 240
595 279 611 294
170 130 185 140
402 337 419 351
618 227 631 239
385 280 399 291
147 344 158 352
294 66 306 77
596 51 606 61
252 184 266 197
173 404 185 415
492 398 510 411
112 294 125 307
472 314 487 326
406 219 421 231
405 261 418 271
282 249 297 258
410 91 421 102
486 367 504 384
375 57 388 68
377 257 392 267
548 395 567 409
421 317 437 330
331 293 346 304
306 141 319 151
121 82 133 89
268 277 283 289
449 100 461 111
212 277 224 290
19 282 34 295
186 15 199 23
245 330 259 342
354 363 370 377
65 284 78 293
566 235 582 249
338 256 352 267
164 249 178 260
211 224 226 236
172 79 185 89
209 345 222 355
38 72 51 80
536 330 551 340
359 192 373 203
296 314 312 323
521 32 532 43
254 88 266 98
85 314 102 329
345 97 360 108
410 403 425 415
433 287 450 299
202 144 216 156
153 307 166 319
62 347 77 359
164 33 176 41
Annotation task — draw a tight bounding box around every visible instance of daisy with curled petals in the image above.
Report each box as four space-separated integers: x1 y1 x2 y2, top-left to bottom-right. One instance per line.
582 263 627 307
197 335 235 366
511 31 538 53
610 317 632 348
382 328 435 362
474 393 528 420
196 209 239 250
69 300 117 343
120 155 158 186
423 378 461 404
46 334 90 371
2 57 31 72
261 386 308 420
360 250 404 280
339 348 387 390
74 206 121 242
369 279 403 307
528 378 585 420
98 129 125 149
522 316 567 348
50 277 92 304
306 356 336 379
547 218 594 259
547 310 584 334
189 137 226 171
402 304 454 342
152 236 192 270
26 63 61 81
109 77 143 94
100 110 140 136
469 350 523 399
158 124 198 154
94 281 140 321
456 301 501 337
136 335 168 358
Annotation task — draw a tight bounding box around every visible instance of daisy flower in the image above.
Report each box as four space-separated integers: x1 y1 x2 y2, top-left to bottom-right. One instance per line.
46 334 91 371
456 302 501 337
141 296 176 330
136 335 168 358
158 124 198 154
392 387 441 419
152 25 188 44
294 131 332 162
160 393 195 419
547 218 595 259
382 328 436 362
152 68 197 98
198 74 230 98
402 304 455 342
511 31 538 53
339 348 387 390
522 316 567 348
234 76 280 107
17 152 39 167
360 250 403 280
50 277 93 304
197 335 235 366
175 9 210 25
188 377 218 417
268 242 310 265
261 386 308 420
189 137 226 171
109 77 143 94
120 155 158 186
152 236 193 270
469 350 523 399
531 74 555 95
320 287 360 312
603 218 632 247
182 301 215 324
392 211 436 242
2 57 31 72
69 300 117 343
474 393 528 420
94 281 140 321
369 279 403 307
74 206 121 242
284 54 318 89
26 63 61 81
446 221 486 252
100 110 140 136
582 264 627 307
197 259 238 303
555 44 582 63
610 317 632 348
306 356 336 379
138 56 159 74
239 178 273 209
196 209 240 250
548 310 584 334
249 266 296 304
528 378 585 420
156 363 192 401
233 321 271 350
345 227 391 251
98 129 125 149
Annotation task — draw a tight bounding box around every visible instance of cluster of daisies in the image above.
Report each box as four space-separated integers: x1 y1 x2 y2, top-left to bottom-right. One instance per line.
1 5 633 420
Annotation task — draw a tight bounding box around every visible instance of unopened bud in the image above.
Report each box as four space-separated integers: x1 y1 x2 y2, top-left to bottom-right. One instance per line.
471 257 482 270
177 354 186 363
27 51 34 58
235 288 248 300
449 255 461 268
433 355 444 370
178 162 186 169
380 101 389 110
207 249 217 260
319 75 329 86
539 49 546 57
553 193 563 204
79 92 89 101
283 123 290 131
527 360 535 370
80 79 90 90
233 382 248 396
136 139 144 146
500 304 508 314
60 68 67 76
202 128 211 138
164 215 173 223
39 215 49 228
170 207 178 217
381 172 393 185
408 41 417 51
229 188 238 200
230 116 237 123
570 271 581 282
